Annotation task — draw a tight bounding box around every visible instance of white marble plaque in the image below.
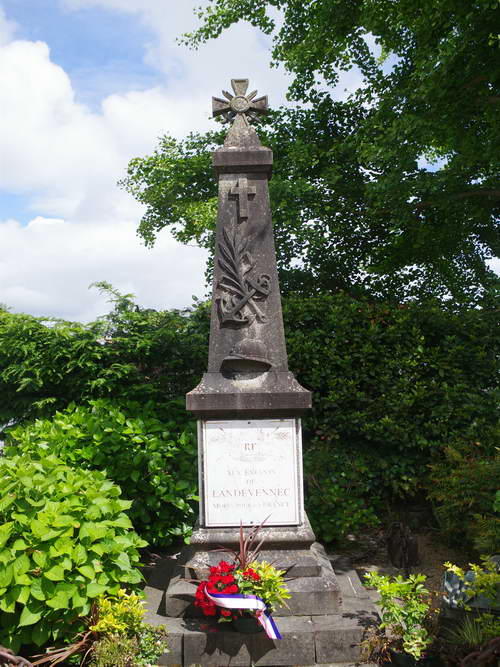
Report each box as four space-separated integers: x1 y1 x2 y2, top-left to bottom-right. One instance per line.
199 418 303 527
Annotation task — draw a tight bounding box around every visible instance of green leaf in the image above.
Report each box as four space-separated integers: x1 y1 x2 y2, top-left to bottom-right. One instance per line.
30 578 46 601
114 552 131 571
0 563 13 588
73 544 87 565
13 553 30 577
17 586 31 605
31 620 51 647
45 589 70 610
0 522 14 549
79 522 108 542
18 604 43 627
86 582 107 597
77 565 95 579
44 565 65 581
30 519 48 540
11 538 28 552
33 550 48 568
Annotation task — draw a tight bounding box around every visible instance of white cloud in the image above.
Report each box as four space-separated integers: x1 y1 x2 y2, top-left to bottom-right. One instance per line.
0 8 215 321
0 216 207 321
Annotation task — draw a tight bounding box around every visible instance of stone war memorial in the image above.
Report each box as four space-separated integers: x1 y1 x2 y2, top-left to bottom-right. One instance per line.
144 79 379 666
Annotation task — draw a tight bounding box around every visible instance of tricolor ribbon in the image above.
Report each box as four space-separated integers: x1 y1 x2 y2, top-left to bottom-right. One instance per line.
205 590 282 640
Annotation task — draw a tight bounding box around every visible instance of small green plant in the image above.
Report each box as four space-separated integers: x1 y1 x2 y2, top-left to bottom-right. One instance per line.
363 572 432 659
89 636 137 667
6 399 198 546
0 454 146 653
445 612 500 649
236 560 291 612
89 590 168 667
89 589 145 636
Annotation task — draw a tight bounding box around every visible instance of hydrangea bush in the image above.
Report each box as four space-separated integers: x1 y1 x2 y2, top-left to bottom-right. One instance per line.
0 454 147 653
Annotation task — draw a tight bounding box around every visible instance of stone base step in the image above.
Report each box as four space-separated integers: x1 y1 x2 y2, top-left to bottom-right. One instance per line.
145 555 379 666
146 607 376 666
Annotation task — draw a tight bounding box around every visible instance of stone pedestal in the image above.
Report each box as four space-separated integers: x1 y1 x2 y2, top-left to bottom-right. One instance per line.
145 543 379 666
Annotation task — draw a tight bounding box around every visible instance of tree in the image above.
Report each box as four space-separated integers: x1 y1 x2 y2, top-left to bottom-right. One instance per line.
122 0 499 305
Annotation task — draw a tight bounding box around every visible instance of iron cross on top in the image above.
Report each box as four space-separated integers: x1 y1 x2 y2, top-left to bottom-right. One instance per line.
212 78 268 125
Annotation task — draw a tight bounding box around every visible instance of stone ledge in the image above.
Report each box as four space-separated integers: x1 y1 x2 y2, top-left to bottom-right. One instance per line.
188 515 316 550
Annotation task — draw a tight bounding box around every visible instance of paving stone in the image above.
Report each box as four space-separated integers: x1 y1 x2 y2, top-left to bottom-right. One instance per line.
312 615 371 664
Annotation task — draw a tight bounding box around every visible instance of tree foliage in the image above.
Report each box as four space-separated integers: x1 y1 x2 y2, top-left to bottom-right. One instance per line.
122 0 500 304
0 284 208 429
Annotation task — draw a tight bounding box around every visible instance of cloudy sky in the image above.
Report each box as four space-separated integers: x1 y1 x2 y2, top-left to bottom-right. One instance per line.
0 0 307 322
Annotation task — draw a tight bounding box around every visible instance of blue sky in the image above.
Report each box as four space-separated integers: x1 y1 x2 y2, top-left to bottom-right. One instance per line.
0 0 295 320
2 0 162 111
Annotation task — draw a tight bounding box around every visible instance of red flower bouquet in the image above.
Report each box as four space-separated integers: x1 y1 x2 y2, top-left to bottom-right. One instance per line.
194 558 290 634
192 524 290 637
194 560 263 622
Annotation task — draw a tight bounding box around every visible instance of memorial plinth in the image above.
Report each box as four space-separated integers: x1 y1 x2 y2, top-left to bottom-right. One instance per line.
148 79 378 666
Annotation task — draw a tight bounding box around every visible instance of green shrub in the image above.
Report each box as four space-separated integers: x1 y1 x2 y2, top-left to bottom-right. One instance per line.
363 572 432 659
304 444 380 541
0 454 146 653
427 442 500 553
6 399 198 547
284 292 498 542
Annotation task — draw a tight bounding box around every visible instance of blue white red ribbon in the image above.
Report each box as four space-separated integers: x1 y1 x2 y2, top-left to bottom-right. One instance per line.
205 590 282 640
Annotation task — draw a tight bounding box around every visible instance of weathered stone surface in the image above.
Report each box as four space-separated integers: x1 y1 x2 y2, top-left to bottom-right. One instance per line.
187 371 311 417
143 589 183 664
182 616 316 666
274 567 341 616
186 79 310 418
312 614 376 664
163 576 202 618
146 557 380 666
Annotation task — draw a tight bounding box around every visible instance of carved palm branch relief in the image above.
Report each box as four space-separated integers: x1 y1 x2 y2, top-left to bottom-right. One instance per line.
216 227 270 326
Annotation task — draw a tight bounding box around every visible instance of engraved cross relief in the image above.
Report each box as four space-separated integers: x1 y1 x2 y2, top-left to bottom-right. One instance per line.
231 177 256 220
